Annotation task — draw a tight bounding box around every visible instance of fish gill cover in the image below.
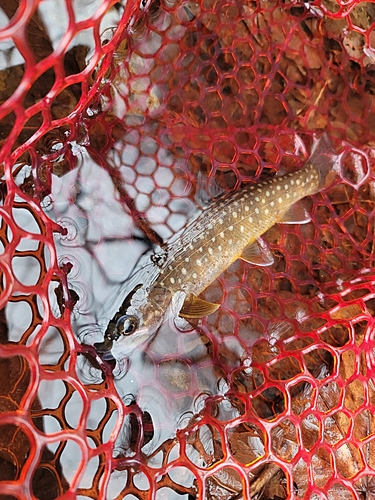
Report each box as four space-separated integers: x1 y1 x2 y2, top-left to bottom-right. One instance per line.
0 0 375 499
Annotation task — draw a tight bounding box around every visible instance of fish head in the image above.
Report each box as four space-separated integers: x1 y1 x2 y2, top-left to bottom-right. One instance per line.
98 285 172 360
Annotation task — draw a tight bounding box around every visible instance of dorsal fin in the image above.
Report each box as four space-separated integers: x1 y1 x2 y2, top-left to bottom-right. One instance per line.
179 294 220 319
240 238 274 266
195 171 226 207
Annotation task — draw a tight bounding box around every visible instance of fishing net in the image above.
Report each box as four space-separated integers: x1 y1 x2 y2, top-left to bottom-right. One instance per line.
1 0 375 498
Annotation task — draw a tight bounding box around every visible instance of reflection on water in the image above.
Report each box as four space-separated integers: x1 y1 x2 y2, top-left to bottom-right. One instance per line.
1 62 264 499
22 134 212 495
0 2 282 494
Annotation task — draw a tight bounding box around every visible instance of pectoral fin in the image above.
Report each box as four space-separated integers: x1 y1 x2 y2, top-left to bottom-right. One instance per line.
240 238 274 266
279 201 311 224
179 294 220 319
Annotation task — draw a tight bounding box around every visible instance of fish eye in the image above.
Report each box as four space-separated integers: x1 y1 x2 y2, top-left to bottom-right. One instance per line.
116 315 138 336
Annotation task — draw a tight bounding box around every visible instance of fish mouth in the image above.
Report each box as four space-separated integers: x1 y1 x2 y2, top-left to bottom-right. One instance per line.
94 338 113 359
94 327 149 360
94 334 115 357
95 349 116 361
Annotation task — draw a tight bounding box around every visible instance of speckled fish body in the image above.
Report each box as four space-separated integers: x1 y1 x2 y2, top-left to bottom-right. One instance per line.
104 136 337 359
156 162 319 296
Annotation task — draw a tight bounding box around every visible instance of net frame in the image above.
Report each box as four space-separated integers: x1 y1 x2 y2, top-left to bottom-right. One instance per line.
1 0 375 499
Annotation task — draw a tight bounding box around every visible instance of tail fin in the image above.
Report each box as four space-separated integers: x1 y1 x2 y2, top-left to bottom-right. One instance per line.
309 133 339 190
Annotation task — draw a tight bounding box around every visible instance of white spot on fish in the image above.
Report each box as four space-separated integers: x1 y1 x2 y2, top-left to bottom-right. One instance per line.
255 208 259 214
278 197 283 203
232 212 238 218
255 197 260 202
169 265 173 271
208 248 213 255
199 233 204 239
240 225 244 233
284 184 289 190
228 239 233 245
229 226 234 231
245 206 249 212
219 219 224 225
170 277 175 284
220 232 224 238
218 245 222 251
193 273 197 279
296 179 300 185
270 201 275 207
266 191 270 197
196 259 202 266
249 216 253 223
290 180 294 186
182 268 187 275
265 209 269 215
212 237 216 242
185 257 189 262
277 185 281 191
262 199 265 204
199 247 203 252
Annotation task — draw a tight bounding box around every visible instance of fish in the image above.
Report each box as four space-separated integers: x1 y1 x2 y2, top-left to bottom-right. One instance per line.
96 134 338 360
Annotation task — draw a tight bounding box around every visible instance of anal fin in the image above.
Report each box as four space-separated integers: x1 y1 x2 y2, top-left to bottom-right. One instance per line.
279 200 311 224
179 294 220 319
240 238 274 266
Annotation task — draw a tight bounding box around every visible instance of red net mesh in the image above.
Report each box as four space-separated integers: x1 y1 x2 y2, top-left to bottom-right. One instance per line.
1 0 375 498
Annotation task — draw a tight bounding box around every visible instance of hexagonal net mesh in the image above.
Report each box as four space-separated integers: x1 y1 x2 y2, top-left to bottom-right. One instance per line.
1 0 375 498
